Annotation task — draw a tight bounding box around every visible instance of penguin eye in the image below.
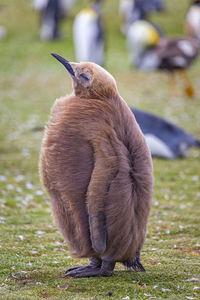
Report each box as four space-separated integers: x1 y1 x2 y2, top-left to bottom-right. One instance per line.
79 73 90 81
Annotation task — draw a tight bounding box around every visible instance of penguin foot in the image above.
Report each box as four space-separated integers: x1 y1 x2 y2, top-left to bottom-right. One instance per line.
185 85 195 98
65 259 115 278
65 266 102 278
65 257 102 275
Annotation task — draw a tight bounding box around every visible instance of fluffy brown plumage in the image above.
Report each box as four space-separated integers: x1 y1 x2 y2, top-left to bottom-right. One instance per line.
39 54 153 277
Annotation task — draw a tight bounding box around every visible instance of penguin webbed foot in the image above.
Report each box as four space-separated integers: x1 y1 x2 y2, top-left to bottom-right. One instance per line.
65 258 115 278
65 257 101 275
65 266 102 278
185 85 195 98
65 265 93 273
123 252 146 272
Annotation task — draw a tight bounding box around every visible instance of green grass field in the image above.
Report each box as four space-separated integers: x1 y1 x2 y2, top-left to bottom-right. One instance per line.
0 0 200 299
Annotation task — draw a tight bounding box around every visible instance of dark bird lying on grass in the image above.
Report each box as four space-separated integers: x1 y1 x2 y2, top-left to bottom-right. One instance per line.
127 2 200 98
73 0 104 65
132 108 200 159
40 54 153 278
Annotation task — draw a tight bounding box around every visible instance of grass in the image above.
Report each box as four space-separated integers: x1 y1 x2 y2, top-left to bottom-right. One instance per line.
0 0 200 299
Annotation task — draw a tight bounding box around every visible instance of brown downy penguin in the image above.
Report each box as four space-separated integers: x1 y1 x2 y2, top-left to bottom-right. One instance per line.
39 53 153 277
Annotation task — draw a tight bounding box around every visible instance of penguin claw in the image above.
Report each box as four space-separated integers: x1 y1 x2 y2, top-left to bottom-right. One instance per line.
65 258 102 275
65 266 102 278
65 259 115 278
65 266 81 273
65 264 95 275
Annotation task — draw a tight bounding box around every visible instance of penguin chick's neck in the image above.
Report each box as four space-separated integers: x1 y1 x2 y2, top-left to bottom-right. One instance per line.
70 62 119 101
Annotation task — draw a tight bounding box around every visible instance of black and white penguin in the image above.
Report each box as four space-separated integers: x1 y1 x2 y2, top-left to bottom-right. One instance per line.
126 2 200 97
119 0 164 34
32 0 76 40
73 0 104 66
185 0 200 42
131 108 200 159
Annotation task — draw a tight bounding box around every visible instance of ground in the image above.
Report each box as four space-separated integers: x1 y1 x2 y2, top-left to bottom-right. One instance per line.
0 0 200 299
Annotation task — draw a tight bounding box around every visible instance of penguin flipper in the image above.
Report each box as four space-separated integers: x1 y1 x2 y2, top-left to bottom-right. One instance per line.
87 133 118 255
89 210 106 254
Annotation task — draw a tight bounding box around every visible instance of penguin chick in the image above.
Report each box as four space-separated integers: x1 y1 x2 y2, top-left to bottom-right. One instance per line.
39 54 153 278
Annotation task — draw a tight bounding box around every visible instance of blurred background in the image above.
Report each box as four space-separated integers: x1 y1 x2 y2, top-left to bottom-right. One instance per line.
1 0 200 160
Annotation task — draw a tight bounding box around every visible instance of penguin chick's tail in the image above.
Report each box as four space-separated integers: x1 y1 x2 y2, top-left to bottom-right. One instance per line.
87 134 118 255
122 253 146 272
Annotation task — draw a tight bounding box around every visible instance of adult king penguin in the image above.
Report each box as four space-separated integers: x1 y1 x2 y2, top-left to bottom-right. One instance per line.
40 54 153 278
73 0 104 65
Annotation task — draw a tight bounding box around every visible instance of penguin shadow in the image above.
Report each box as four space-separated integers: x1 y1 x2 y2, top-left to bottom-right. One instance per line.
57 264 169 283
53 266 177 297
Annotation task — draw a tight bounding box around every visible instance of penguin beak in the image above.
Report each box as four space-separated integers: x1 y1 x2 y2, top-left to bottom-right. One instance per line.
51 53 75 77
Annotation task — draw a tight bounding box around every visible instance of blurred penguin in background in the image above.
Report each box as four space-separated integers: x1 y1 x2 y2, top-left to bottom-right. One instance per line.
127 20 162 69
32 0 76 40
131 108 200 159
121 0 165 69
126 1 200 98
73 0 104 66
0 26 7 40
119 0 165 34
185 0 200 42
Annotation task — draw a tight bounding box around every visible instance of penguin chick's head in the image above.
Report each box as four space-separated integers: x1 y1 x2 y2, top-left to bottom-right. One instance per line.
51 53 118 100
